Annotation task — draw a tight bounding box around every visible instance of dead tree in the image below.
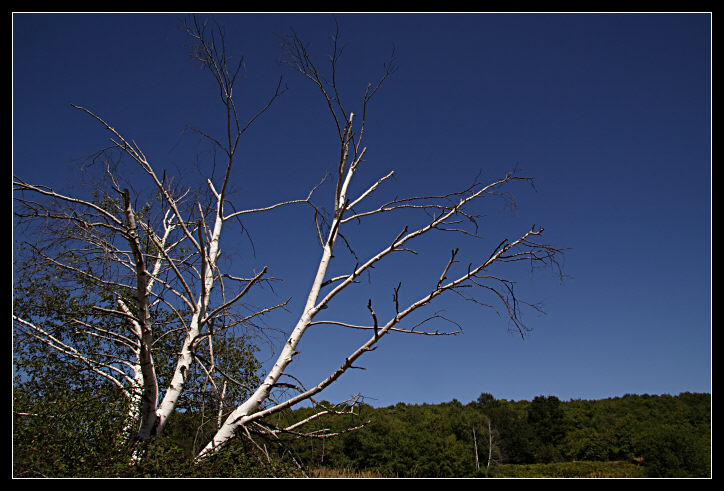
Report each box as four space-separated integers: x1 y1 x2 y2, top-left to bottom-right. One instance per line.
13 17 563 467
196 24 563 460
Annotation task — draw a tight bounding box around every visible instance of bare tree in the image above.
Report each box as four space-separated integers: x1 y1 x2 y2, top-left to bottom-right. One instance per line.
14 17 293 456
13 16 563 468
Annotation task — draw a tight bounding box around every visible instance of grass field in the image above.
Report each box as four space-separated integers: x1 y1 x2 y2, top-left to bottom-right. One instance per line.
309 467 387 478
492 460 649 478
310 461 649 478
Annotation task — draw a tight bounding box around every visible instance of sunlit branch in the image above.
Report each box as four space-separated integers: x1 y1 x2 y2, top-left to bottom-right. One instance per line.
13 315 133 390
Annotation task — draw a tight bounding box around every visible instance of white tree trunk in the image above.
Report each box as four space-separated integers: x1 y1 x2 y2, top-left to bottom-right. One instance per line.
200 211 339 457
13 20 563 471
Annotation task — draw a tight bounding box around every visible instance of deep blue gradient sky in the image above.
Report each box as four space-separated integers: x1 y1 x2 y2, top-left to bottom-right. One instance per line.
12 13 711 407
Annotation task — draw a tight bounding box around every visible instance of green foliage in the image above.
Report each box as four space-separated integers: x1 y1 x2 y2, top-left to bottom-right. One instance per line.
633 423 711 477
13 239 265 477
107 432 299 478
561 428 612 461
526 395 566 462
286 392 710 478
13 385 130 477
13 374 711 477
13 391 299 478
493 460 649 478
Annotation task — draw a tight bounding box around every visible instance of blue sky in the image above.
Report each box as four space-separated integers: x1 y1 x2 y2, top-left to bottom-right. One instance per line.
13 13 711 407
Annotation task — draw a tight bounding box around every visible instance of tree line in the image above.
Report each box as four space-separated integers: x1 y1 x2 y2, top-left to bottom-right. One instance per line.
13 380 710 477
282 391 711 478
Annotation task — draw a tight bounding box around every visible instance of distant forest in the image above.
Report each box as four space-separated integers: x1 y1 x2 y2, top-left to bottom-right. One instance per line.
14 391 710 477
280 392 711 478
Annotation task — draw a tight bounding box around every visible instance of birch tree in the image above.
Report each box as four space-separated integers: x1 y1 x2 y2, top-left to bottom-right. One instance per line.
14 17 290 459
13 16 563 471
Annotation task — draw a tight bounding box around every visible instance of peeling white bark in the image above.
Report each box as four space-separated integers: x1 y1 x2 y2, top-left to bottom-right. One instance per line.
13 21 563 470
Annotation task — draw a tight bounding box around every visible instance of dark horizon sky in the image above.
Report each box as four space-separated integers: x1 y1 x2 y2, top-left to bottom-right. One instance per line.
12 12 711 406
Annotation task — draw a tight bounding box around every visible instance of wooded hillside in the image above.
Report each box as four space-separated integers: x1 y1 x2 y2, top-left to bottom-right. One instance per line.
14 389 710 477
280 392 711 478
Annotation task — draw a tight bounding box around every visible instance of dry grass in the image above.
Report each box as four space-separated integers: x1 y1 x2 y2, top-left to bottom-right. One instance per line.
493 460 648 478
309 466 386 478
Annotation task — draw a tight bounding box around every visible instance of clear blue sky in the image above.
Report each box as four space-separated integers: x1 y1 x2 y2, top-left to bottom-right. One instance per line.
12 13 711 407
